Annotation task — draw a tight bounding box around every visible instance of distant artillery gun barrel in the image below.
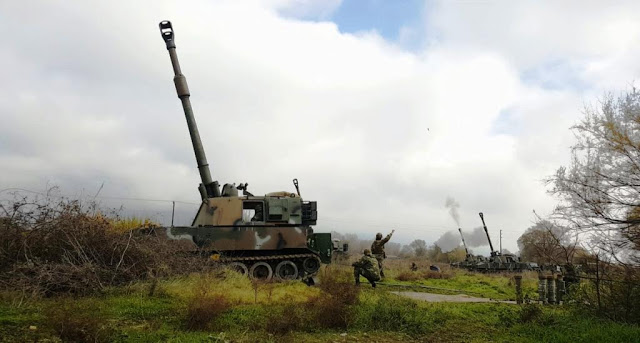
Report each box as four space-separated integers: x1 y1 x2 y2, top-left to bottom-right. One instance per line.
458 228 469 256
478 212 496 254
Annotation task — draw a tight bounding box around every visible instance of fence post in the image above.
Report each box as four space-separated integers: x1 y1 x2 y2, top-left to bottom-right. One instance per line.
171 201 175 227
538 274 547 304
595 255 601 311
556 274 565 304
515 275 523 304
547 275 556 304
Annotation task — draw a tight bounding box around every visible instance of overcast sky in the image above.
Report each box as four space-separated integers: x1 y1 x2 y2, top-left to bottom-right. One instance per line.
2 0 640 253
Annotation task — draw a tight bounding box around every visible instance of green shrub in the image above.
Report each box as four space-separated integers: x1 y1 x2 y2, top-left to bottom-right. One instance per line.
519 303 543 323
354 293 436 335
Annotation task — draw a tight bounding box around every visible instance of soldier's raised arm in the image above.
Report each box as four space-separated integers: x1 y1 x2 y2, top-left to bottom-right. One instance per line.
382 229 395 244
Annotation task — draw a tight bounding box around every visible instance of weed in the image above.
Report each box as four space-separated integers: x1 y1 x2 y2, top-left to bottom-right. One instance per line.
184 275 232 331
265 301 307 335
185 294 231 330
353 292 434 335
305 269 360 329
519 303 543 323
45 298 113 342
395 271 422 281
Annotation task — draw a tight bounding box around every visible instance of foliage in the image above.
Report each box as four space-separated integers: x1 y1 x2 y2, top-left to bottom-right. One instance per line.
1 268 640 342
386 267 539 300
185 294 231 330
0 194 213 296
409 239 428 257
517 219 579 265
309 268 360 329
109 216 161 234
548 89 640 264
45 298 114 343
567 263 640 324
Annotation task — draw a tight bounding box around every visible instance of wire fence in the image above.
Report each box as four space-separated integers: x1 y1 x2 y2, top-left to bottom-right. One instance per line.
0 187 200 227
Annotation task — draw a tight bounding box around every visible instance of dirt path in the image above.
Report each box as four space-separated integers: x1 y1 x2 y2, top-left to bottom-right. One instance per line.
392 291 516 304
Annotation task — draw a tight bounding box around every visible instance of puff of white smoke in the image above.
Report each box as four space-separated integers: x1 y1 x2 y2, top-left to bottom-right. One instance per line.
445 197 460 226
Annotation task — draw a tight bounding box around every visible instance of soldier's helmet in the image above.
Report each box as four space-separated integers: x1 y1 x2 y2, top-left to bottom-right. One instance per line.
363 249 371 255
376 233 382 240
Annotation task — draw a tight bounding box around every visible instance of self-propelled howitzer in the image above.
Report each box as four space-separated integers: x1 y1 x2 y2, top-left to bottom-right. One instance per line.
158 21 336 282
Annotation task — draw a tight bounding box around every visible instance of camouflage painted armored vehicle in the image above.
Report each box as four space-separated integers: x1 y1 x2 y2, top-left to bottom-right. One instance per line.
157 21 337 281
452 214 538 272
475 213 538 272
450 228 483 270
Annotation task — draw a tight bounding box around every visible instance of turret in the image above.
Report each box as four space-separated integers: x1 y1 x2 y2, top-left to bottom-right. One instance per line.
479 212 496 256
159 21 220 200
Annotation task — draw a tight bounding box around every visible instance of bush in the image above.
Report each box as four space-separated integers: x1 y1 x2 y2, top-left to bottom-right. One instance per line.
353 293 436 335
395 269 452 282
265 302 307 335
0 194 214 296
308 268 360 329
184 276 232 331
185 294 231 330
567 268 640 324
519 303 543 323
46 299 113 342
395 271 422 281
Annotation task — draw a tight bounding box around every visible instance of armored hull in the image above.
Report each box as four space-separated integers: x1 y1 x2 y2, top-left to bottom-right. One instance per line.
452 254 539 273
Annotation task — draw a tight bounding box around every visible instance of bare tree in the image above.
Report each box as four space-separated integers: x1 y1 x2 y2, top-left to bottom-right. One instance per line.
517 219 578 265
409 239 427 257
548 89 640 265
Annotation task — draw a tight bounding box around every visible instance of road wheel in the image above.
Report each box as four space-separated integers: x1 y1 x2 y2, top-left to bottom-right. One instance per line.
275 260 299 280
302 256 320 274
249 262 273 280
227 262 248 276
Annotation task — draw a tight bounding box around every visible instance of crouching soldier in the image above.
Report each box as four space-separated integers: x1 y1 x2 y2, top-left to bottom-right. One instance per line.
352 249 381 287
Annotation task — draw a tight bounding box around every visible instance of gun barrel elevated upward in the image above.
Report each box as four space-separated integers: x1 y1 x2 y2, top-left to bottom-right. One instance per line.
479 212 495 253
458 228 469 255
159 20 219 199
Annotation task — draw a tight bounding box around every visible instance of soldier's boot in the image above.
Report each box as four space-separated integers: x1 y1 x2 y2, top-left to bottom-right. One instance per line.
370 281 376 288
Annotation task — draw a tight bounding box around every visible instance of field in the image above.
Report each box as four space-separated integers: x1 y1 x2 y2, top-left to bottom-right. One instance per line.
1 261 638 343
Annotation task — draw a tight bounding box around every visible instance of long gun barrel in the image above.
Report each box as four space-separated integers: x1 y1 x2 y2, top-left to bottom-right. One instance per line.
458 228 469 255
478 212 495 254
159 21 219 199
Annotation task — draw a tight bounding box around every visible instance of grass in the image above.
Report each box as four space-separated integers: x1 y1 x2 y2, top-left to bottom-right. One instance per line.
1 264 638 342
383 260 539 300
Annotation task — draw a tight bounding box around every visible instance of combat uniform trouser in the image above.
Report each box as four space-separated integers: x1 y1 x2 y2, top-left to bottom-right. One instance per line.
374 254 385 278
354 267 378 287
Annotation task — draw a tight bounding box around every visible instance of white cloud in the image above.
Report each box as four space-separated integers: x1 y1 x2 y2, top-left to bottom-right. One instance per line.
1 1 639 253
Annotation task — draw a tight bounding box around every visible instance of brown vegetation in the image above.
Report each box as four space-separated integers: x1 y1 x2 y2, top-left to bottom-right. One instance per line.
265 267 360 335
185 293 231 330
0 194 214 296
45 298 113 343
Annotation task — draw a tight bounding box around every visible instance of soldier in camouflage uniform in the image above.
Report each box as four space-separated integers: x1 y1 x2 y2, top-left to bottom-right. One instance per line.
371 229 394 278
352 249 380 287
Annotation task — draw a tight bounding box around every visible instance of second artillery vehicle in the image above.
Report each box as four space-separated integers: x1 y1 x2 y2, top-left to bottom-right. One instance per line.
452 213 538 272
157 21 341 282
